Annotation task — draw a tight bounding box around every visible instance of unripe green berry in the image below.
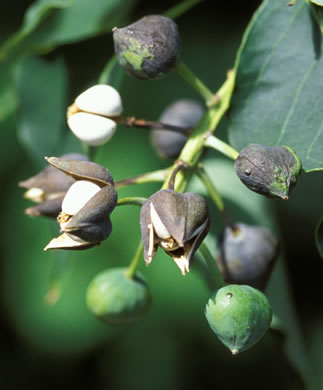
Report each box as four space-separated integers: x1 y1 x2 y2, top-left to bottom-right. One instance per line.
113 15 180 80
86 268 151 325
205 285 272 354
234 144 302 199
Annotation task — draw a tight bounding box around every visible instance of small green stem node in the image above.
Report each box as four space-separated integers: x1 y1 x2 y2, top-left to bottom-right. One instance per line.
204 134 239 160
196 164 236 231
117 197 147 207
175 61 214 104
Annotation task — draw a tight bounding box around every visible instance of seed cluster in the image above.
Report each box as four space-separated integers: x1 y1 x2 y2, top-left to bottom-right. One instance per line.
18 12 303 351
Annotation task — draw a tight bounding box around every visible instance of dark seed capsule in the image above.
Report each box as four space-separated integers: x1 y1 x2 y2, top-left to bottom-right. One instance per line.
205 284 272 354
113 15 180 80
62 185 117 242
140 189 209 275
19 153 88 218
217 223 279 291
234 144 302 199
46 157 114 187
151 99 204 159
25 196 65 218
43 158 118 251
86 268 151 325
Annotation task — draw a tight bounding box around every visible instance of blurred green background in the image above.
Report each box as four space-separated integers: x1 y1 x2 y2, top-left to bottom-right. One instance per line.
1 0 323 389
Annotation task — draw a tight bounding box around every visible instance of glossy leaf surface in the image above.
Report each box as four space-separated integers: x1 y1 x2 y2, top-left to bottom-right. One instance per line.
229 0 323 172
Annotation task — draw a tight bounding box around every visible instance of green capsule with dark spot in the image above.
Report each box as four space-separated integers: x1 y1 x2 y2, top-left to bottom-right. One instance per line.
205 284 272 354
234 144 302 199
113 15 180 80
86 268 151 325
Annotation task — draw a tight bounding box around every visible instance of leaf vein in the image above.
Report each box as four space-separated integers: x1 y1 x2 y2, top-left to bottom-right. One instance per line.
306 121 323 161
255 2 306 84
276 60 317 145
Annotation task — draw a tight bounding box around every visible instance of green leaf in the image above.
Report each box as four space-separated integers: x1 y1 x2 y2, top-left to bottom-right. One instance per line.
315 215 323 258
0 61 18 121
311 0 323 6
26 0 137 50
0 0 72 61
0 0 138 61
228 0 323 172
16 56 68 166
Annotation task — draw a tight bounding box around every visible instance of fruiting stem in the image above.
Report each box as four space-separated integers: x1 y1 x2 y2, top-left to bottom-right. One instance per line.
167 160 190 190
175 61 214 105
98 55 124 87
82 143 97 161
129 70 235 286
117 197 147 207
164 0 204 19
165 69 235 192
204 134 239 160
196 164 236 232
115 167 171 188
199 243 226 289
126 241 144 279
44 250 70 305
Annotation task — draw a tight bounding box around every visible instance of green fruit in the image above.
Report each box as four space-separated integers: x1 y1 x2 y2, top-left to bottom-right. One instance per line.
234 144 302 199
205 285 272 354
113 15 180 80
86 268 151 325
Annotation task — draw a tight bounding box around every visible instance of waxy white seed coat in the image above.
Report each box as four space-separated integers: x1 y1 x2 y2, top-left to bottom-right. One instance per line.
62 180 101 215
75 84 123 117
150 203 170 239
68 112 117 146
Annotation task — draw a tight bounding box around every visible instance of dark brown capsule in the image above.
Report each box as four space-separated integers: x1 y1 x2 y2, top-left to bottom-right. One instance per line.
113 15 181 80
151 99 204 159
140 189 209 275
61 185 117 243
46 157 114 188
217 223 279 291
44 159 118 251
19 153 88 218
234 144 302 199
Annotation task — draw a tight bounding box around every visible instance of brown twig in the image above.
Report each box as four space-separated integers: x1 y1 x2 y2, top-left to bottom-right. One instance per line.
167 160 190 190
114 116 191 136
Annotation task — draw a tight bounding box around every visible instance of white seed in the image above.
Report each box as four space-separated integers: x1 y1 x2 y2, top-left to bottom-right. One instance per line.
150 202 170 239
24 187 45 203
75 84 123 117
62 180 101 215
68 112 116 146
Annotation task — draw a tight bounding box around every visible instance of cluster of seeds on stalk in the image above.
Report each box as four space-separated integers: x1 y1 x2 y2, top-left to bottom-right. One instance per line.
18 12 304 350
